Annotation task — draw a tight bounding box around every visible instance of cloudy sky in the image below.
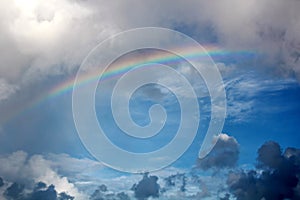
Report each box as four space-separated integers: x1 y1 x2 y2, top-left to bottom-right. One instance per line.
0 0 300 199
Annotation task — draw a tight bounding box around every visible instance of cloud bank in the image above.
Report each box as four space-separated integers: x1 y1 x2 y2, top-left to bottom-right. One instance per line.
0 0 299 87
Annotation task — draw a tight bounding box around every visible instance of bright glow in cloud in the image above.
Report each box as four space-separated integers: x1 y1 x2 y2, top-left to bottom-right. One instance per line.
0 151 90 199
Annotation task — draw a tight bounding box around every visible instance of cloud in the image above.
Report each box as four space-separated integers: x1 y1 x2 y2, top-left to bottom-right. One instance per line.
227 141 300 200
90 184 130 200
0 151 88 199
132 173 160 200
257 141 283 168
0 177 3 187
4 182 25 199
0 1 299 198
2 181 75 200
45 153 103 179
0 0 298 134
224 73 297 122
196 0 300 80
219 193 230 200
1 0 299 85
0 79 17 102
28 184 58 200
196 133 239 170
156 170 229 199
0 0 117 83
163 173 187 193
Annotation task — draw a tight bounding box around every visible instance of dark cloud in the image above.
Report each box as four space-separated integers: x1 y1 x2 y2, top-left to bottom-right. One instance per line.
197 133 239 170
132 173 160 200
0 177 4 187
284 147 300 166
1 179 74 200
29 184 57 200
227 141 300 200
4 182 25 200
163 173 187 192
257 141 283 168
57 192 74 200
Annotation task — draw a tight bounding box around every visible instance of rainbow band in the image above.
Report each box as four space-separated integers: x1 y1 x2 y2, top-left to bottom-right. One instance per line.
1 45 255 125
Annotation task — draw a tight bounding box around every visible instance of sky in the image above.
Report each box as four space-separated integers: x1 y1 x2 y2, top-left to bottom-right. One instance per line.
0 0 300 199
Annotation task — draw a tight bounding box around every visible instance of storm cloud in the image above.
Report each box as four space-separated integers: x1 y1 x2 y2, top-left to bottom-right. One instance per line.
227 141 300 200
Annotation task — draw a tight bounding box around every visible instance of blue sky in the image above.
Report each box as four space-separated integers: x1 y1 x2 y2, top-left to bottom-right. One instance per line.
0 0 300 199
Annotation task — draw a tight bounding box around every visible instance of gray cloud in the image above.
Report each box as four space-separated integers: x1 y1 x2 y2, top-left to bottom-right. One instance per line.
197 0 300 80
163 173 187 193
0 151 88 199
0 79 17 102
1 180 75 200
0 0 299 86
0 177 4 187
90 184 130 200
227 141 300 200
197 133 240 170
4 182 25 200
257 141 283 168
132 173 160 200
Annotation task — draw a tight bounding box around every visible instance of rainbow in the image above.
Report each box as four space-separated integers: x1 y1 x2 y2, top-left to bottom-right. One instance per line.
1 45 255 125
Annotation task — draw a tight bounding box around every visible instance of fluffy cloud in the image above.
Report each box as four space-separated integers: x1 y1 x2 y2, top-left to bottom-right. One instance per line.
0 151 89 199
227 141 300 200
197 133 240 170
0 0 118 83
2 181 74 200
1 0 299 84
198 0 300 80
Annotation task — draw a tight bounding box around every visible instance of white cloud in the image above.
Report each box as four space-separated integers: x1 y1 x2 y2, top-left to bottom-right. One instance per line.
0 0 118 83
0 151 236 199
0 0 298 118
1 0 299 84
0 151 91 199
224 72 297 122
